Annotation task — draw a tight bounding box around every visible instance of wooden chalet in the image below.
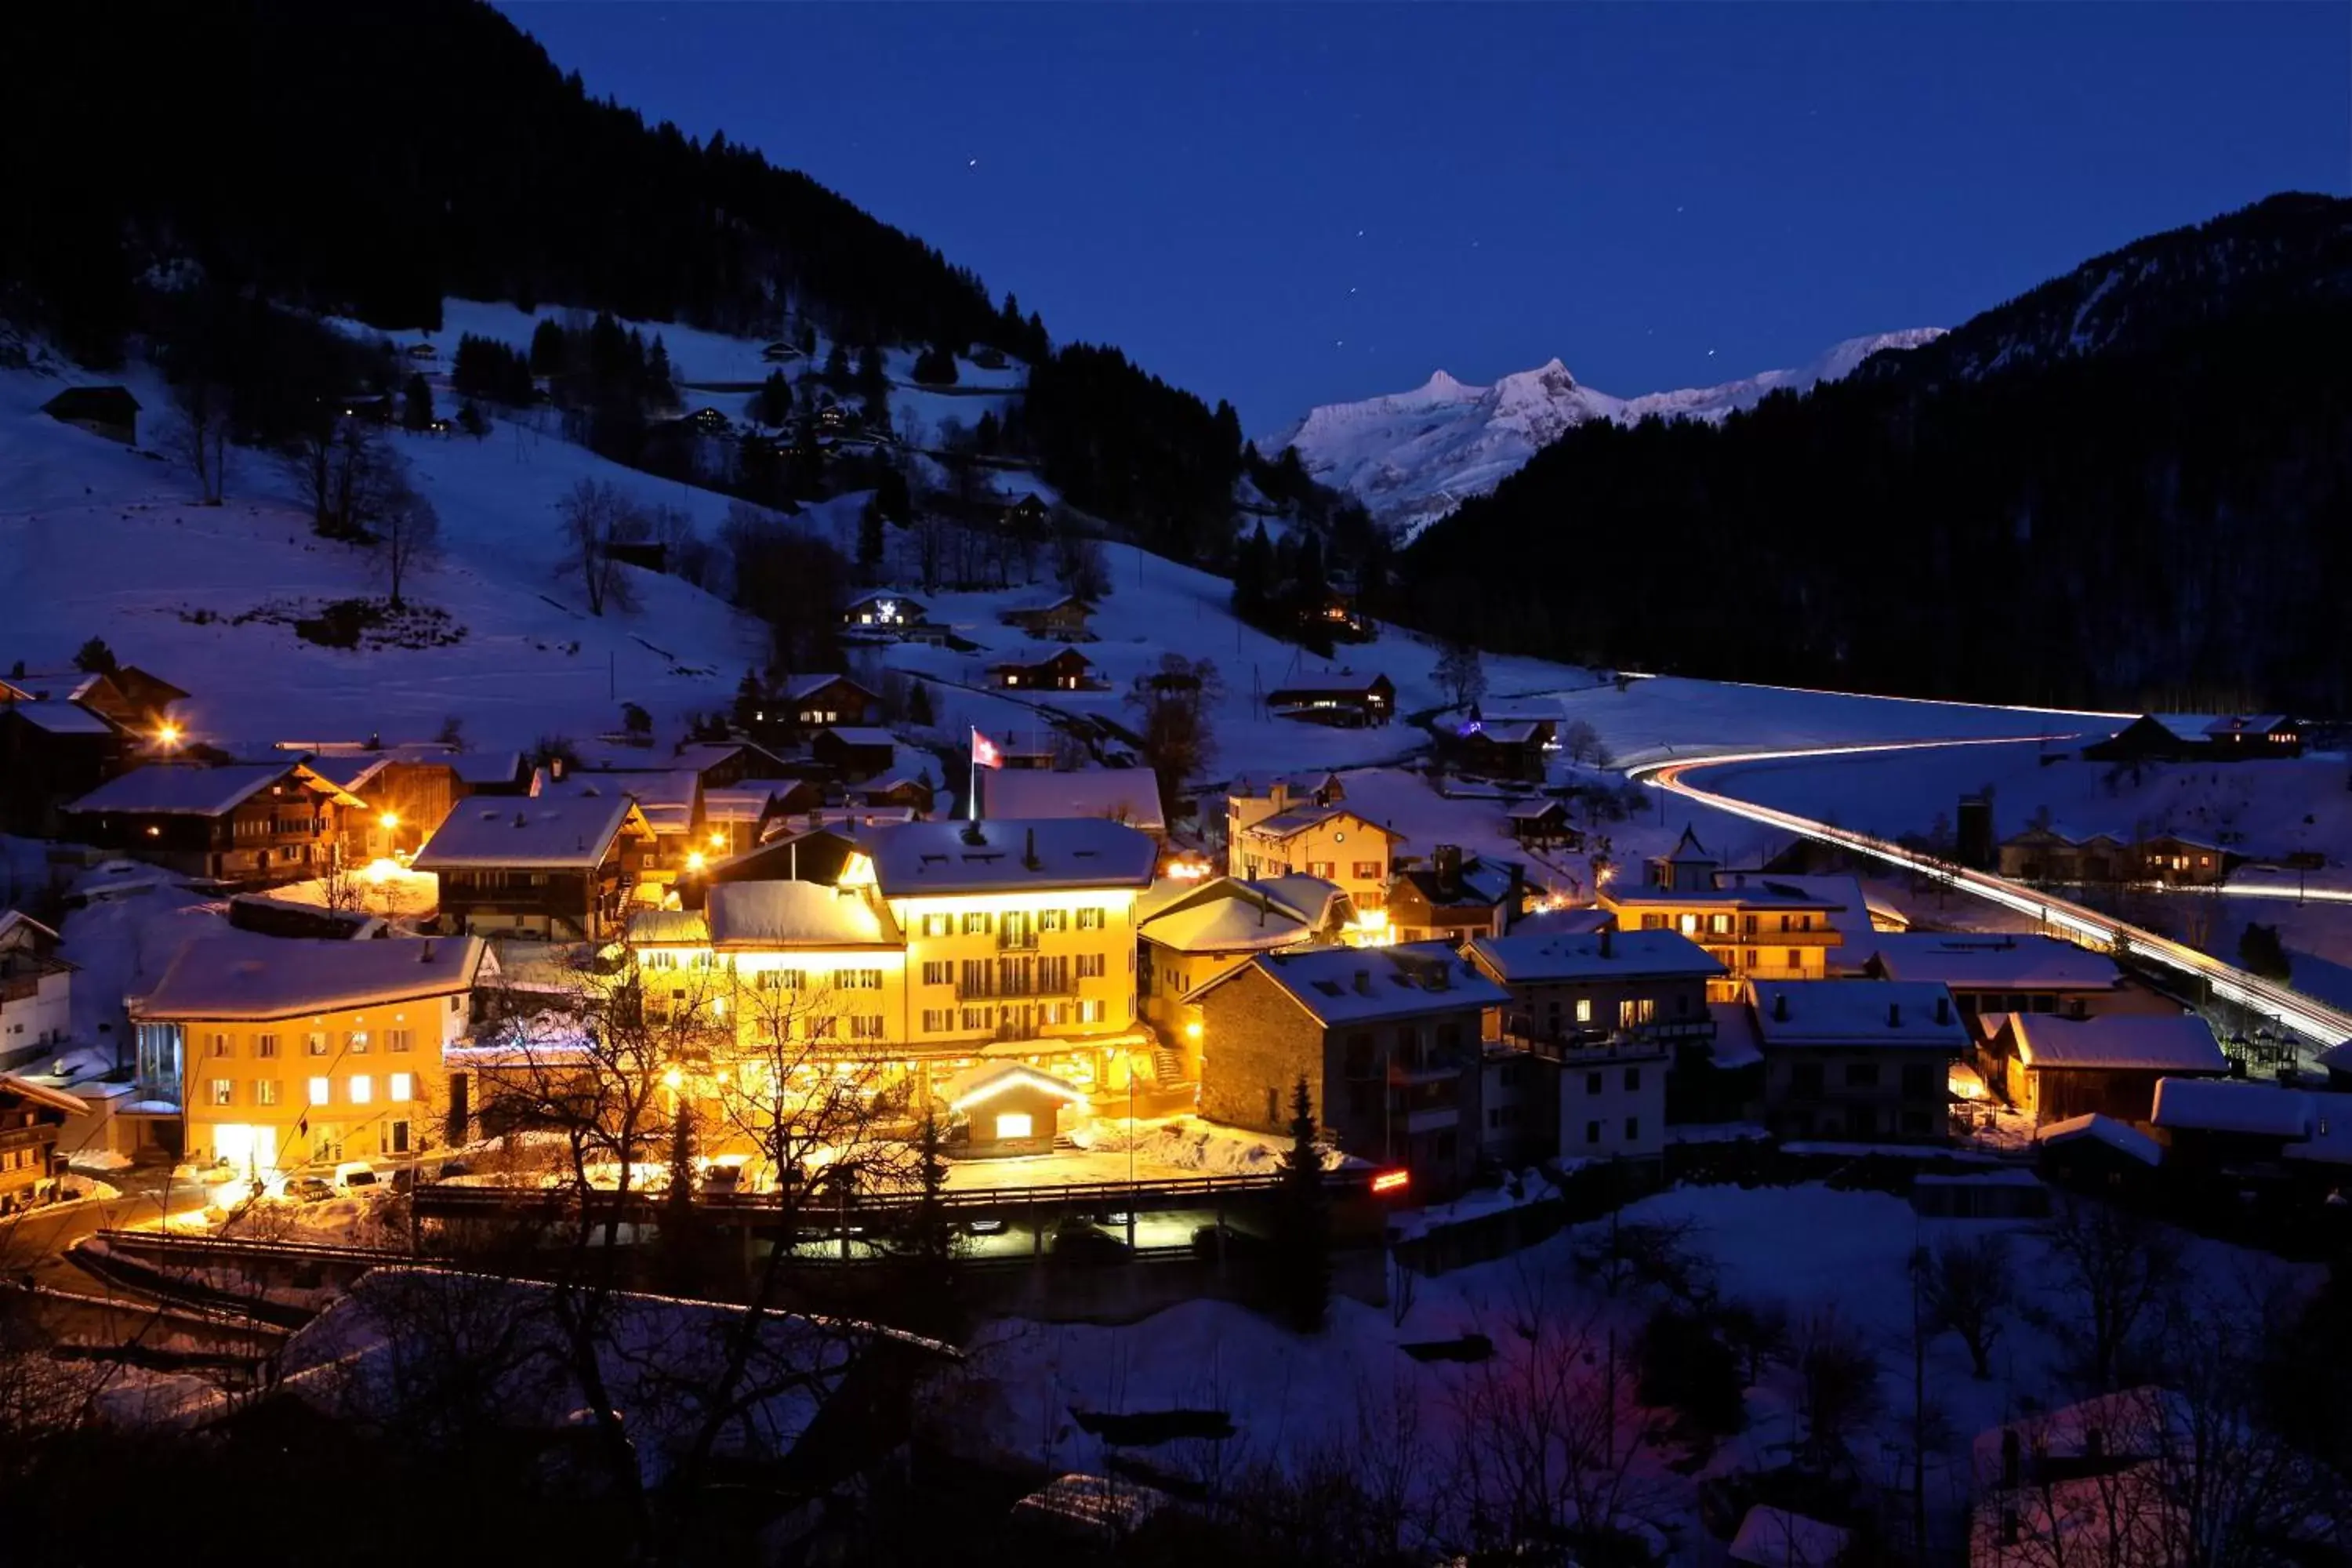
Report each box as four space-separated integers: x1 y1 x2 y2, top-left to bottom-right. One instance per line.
2202 714 2301 758
62 763 365 887
670 739 797 789
1450 709 1557 781
848 774 935 815
996 592 1096 641
0 697 126 836
1265 671 1395 728
811 727 899 782
1504 798 1578 850
413 794 658 942
988 646 1098 691
759 673 881 742
40 386 140 445
840 592 946 644
0 1076 82 1210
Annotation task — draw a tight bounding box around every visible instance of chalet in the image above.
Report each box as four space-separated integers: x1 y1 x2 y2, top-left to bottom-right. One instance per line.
996 592 1096 642
2079 713 2200 764
703 826 869 894
702 786 788 858
1136 874 1348 1074
1449 710 1557 782
2203 713 2300 757
1265 671 1394 728
1231 800 1403 917
1504 797 1578 850
1859 933 2168 1024
811 726 898 782
686 406 732 435
1601 830 1849 1000
983 766 1167 840
1385 846 1525 942
0 696 126 835
136 932 488 1173
762 673 880 741
848 774 936 815
2136 832 2229 886
1301 586 1372 642
988 645 1098 691
1994 1013 2230 1126
840 592 942 644
1968 1388 2209 1568
539 768 706 878
1225 771 1345 844
1996 824 2128 884
0 912 74 1065
2034 1112 2165 1193
0 1076 82 1210
938 1062 1083 1158
760 340 804 363
3 662 187 735
993 731 1060 770
1192 941 1508 1193
40 385 140 445
2149 1078 2352 1171
412 794 657 942
63 763 364 887
1750 979 1968 1142
670 739 797 789
307 752 466 862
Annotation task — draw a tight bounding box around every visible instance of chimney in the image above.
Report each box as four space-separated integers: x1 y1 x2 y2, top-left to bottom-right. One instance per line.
1935 995 1951 1025
1599 926 1613 959
1889 1000 1903 1027
1771 990 1789 1022
1023 826 1040 871
551 756 566 781
1353 968 1373 996
1434 844 1463 900
513 811 528 829
960 820 985 847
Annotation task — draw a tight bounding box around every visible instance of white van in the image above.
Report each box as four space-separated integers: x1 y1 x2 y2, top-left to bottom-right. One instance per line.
332 1161 384 1193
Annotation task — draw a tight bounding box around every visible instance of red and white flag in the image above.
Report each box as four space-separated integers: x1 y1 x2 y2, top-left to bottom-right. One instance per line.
971 728 1004 769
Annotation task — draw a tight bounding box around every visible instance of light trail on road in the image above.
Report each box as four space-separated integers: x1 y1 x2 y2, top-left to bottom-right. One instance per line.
1628 739 2352 1061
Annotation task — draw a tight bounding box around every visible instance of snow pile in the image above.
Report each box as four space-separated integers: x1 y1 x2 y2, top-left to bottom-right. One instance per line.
1065 1114 1350 1174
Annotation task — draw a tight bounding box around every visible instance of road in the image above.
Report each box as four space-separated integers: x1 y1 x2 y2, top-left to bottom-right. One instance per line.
1629 739 2352 1062
0 1168 212 1294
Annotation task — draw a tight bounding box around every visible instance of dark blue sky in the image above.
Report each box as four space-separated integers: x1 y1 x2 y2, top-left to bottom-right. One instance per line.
503 3 2348 431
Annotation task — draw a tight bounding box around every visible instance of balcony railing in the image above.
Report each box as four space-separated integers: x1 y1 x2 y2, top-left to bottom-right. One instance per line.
1501 1018 1708 1060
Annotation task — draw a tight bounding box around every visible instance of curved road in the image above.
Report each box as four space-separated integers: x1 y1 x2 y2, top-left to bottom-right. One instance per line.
1628 739 2352 1061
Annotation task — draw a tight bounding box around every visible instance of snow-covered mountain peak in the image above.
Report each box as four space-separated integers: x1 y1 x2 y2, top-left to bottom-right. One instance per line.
1269 328 1944 539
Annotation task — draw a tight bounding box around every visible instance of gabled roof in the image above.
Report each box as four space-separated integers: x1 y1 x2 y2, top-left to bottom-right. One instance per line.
413 794 651 871
706 881 898 949
1243 803 1404 843
67 762 362 817
0 699 118 736
1470 929 1722 985
41 386 140 423
842 590 927 612
2151 1078 2334 1138
982 766 1166 835
2013 1014 2227 1073
1196 939 1508 1025
0 1074 89 1117
777 672 877 703
1266 671 1392 699
1750 980 1968 1049
866 818 1157 897
1864 933 2122 991
2205 714 2290 737
989 644 1093 670
818 726 898 748
1138 878 1319 954
132 933 487 1022
1661 825 1715 863
1506 797 1567 821
2035 1112 2163 1167
537 768 701 830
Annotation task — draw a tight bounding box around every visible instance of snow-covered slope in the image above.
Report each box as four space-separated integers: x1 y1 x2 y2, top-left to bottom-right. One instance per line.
1266 329 1945 539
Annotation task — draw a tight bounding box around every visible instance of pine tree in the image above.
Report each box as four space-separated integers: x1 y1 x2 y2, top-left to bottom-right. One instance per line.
456 400 489 438
855 343 888 403
755 369 792 427
732 668 764 730
823 342 852 390
1232 521 1273 620
1272 1076 1330 1333
400 372 433 431
73 637 117 676
907 679 935 727
528 318 568 375
857 497 886 582
887 1110 964 1340
645 335 677 410
661 1098 705 1290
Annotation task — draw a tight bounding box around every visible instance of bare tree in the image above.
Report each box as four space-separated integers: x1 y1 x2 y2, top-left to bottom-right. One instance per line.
1432 641 1486 710
165 377 233 504
1562 719 1604 767
1919 1232 2014 1379
1792 1306 1882 1474
2035 1196 2181 1392
375 468 439 609
1126 653 1224 800
558 479 645 616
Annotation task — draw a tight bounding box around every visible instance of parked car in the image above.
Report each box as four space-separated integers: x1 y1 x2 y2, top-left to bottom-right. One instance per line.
1047 1217 1134 1266
286 1176 333 1203
332 1162 383 1192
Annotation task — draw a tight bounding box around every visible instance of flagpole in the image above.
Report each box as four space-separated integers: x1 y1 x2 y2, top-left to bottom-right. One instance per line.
968 727 979 822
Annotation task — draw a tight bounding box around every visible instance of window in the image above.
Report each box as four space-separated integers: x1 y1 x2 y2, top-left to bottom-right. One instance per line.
1742 915 1758 936
810 1017 840 1039
209 1079 234 1106
349 1075 372 1104
1624 1116 1640 1141
960 1006 991 1031
1585 1071 1602 1094
1678 914 1699 936
644 949 678 971
1901 1063 1936 1098
1574 998 1593 1024
1619 997 1655 1028
921 961 952 986
1039 909 1067 932
832 967 882 990
307 1032 328 1056
1352 860 1381 880
851 1015 885 1040
308 1077 332 1106
390 1073 414 1102
1040 955 1071 992
387 1029 412 1054
1641 913 1666 931
1306 861 1335 879
1785 949 1802 970
921 913 952 937
921 1009 953 1032
207 1032 231 1058
1076 953 1106 980
256 1033 279 1059
255 1080 280 1106
1077 906 1106 930
1844 1062 1879 1088
347 1030 369 1054
388 1120 411 1155
1708 913 1733 935
1585 1120 1601 1145
1079 999 1106 1023
1797 915 1812 931
1624 1067 1642 1091
1780 914 1794 932
1791 1062 1824 1094
993 1112 1033 1140
962 912 993 935
960 959 992 996
1744 950 1759 971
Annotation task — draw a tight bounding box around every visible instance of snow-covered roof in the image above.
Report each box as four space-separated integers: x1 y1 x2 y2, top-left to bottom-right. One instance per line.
1469 929 1722 985
989 644 1094 669
67 762 359 816
1226 769 1344 802
702 788 780 824
1244 803 1404 843
1604 875 1842 909
706 881 898 949
0 699 118 735
1509 905 1616 938
2036 1112 2163 1167
539 767 700 826
1750 980 1968 1049
414 795 648 871
1505 797 1567 820
1661 825 1715 863
1464 719 1543 745
983 766 1165 834
624 909 709 946
1729 1507 1850 1568
132 933 487 1022
1707 1000 1764 1069
2205 714 2290 737
1864 932 2123 991
867 818 1156 897
1207 940 1509 1025
941 1060 1087 1110
818 726 898 747
0 1073 90 1117
1138 895 1313 954
2013 1014 2227 1073
1265 670 1391 698
2151 1078 2319 1138
303 753 390 791
777 672 877 702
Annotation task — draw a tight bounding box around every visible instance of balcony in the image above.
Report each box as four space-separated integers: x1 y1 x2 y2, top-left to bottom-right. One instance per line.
1503 1018 1702 1061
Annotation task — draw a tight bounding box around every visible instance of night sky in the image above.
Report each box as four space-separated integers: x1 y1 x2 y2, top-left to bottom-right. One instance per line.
501 3 2348 431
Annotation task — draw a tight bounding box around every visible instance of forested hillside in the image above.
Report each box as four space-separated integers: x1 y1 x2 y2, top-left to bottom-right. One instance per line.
1399 195 2352 713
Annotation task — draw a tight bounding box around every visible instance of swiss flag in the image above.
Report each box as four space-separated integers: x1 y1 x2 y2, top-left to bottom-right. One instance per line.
971 729 1004 769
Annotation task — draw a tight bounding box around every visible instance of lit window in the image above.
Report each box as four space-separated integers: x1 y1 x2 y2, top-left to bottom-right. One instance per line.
390 1073 413 1102
209 1080 234 1107
349 1075 372 1105
308 1077 332 1106
347 1031 368 1054
1574 998 1593 1024
387 1029 412 1053
256 1080 280 1105
994 1112 1033 1140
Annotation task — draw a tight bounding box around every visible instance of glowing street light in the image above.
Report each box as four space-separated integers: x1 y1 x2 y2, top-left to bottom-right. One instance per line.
378 811 400 831
156 721 181 750
685 851 707 873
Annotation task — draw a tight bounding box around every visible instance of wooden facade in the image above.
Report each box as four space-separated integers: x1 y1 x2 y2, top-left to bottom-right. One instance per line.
63 764 361 887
